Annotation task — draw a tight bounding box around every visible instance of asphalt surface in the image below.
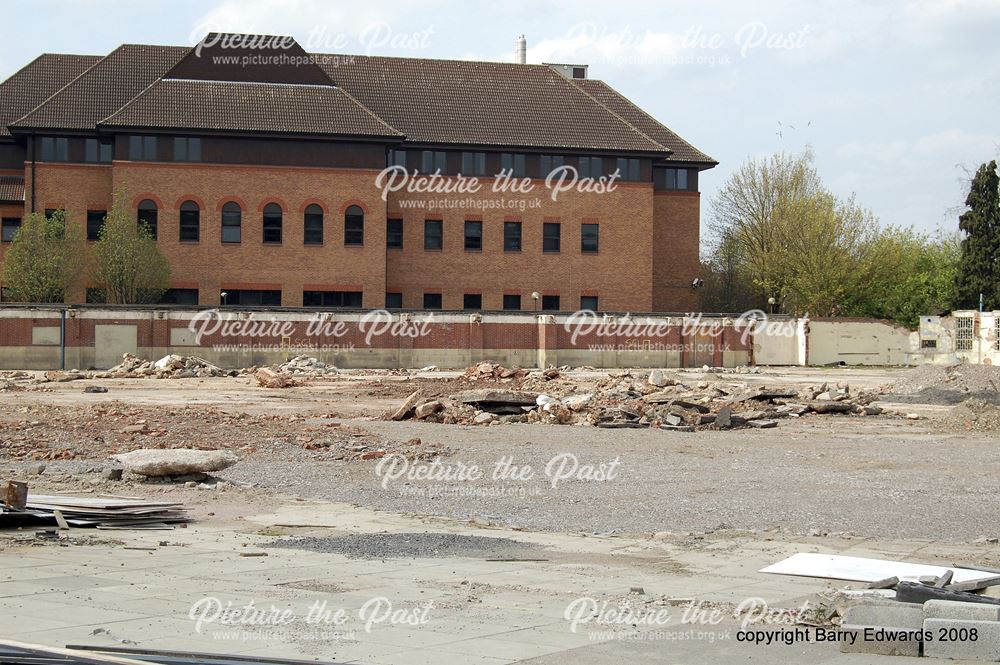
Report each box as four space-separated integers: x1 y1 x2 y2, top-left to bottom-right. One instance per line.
220 412 1000 542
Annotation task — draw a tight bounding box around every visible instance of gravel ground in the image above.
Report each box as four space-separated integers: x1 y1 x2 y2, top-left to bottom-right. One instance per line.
220 414 1000 542
266 532 544 559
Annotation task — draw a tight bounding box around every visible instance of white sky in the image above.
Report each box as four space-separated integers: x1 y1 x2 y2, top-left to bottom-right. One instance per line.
3 0 998 236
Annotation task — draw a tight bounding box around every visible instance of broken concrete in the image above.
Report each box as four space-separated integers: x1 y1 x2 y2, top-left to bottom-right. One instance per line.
112 449 239 477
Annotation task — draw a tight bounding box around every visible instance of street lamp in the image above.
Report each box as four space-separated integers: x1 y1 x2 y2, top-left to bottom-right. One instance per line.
767 297 776 314
531 291 540 312
220 291 228 307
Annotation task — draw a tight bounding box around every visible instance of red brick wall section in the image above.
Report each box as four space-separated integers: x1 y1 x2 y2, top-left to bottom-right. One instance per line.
652 191 701 312
386 181 655 312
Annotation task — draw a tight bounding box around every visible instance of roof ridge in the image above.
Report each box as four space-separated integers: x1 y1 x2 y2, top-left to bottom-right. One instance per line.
8 49 113 128
332 83 404 138
313 51 550 68
581 79 716 164
569 77 672 155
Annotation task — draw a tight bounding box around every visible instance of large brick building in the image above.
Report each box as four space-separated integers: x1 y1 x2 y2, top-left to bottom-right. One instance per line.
0 34 715 312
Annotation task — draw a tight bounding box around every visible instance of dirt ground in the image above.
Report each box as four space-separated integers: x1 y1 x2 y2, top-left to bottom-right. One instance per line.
2 365 998 541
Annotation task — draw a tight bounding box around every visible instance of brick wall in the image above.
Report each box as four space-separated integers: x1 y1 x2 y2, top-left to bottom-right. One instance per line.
1 161 704 314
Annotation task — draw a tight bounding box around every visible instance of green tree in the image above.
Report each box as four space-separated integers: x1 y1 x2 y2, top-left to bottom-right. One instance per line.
954 160 1000 309
91 191 170 304
0 209 85 302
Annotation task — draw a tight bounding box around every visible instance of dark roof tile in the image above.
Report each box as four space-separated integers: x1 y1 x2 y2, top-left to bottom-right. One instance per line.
572 78 715 164
100 79 401 137
0 54 102 137
10 45 188 131
322 56 668 153
0 175 25 202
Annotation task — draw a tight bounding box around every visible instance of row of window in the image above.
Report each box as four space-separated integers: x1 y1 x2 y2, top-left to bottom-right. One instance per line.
81 288 598 312
389 149 645 182
16 207 602 254
36 136 203 164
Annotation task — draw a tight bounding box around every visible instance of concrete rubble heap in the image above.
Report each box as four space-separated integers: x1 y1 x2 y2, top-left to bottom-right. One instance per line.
388 365 887 430
98 353 230 379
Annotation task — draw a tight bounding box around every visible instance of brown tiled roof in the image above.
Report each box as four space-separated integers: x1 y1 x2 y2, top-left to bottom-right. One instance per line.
2 39 712 161
0 175 25 202
322 56 669 153
0 54 102 137
572 78 716 164
100 79 402 138
10 44 188 131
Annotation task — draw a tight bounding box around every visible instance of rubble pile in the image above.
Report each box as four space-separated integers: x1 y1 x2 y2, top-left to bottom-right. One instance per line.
276 355 339 376
97 353 231 379
389 366 888 430
891 363 1000 406
461 361 528 383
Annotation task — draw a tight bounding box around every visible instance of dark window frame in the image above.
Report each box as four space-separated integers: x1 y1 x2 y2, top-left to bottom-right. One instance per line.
581 295 599 311
464 220 482 251
344 205 364 246
137 199 158 240
463 293 482 310
84 138 112 164
503 221 522 252
262 202 283 244
1 217 21 243
385 292 403 309
221 202 242 244
423 292 442 309
541 294 560 311
424 219 443 250
421 150 447 174
386 218 403 249
543 222 561 253
500 153 526 177
179 201 200 242
303 204 324 245
40 137 69 162
502 294 521 311
302 290 363 308
86 209 106 241
461 151 486 176
173 137 202 162
581 223 599 253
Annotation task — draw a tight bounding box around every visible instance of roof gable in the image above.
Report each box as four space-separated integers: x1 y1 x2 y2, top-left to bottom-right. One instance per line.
164 33 334 87
0 53 102 137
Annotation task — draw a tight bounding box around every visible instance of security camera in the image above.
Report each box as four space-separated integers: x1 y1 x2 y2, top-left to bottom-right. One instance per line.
691 278 704 289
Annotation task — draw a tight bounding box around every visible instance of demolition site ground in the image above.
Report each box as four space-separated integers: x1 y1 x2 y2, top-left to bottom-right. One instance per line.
1 362 1000 663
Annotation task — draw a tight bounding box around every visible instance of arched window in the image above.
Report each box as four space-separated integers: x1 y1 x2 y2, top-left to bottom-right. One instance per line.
304 204 324 245
137 199 158 240
221 202 242 243
262 203 282 244
179 200 200 242
344 205 364 245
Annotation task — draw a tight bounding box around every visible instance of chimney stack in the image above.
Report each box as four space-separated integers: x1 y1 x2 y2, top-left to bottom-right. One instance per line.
515 35 526 64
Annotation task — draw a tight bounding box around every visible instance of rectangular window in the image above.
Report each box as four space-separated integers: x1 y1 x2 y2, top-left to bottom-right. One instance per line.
500 153 526 177
543 222 561 253
84 139 111 163
173 137 201 162
424 219 443 250
461 152 486 176
616 158 640 181
386 219 403 248
1 217 21 243
389 149 407 169
464 220 482 250
423 292 442 309
40 137 68 162
262 213 282 244
540 154 564 176
302 290 363 308
581 223 599 253
581 295 599 311
503 294 521 311
385 292 403 309
86 210 106 241
421 150 446 173
504 222 522 252
159 288 199 305
128 135 157 160
542 295 560 311
44 209 57 219
663 168 690 190
222 290 281 306
463 293 482 310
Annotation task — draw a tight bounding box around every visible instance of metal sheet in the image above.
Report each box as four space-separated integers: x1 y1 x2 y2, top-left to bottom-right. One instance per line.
760 552 997 583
